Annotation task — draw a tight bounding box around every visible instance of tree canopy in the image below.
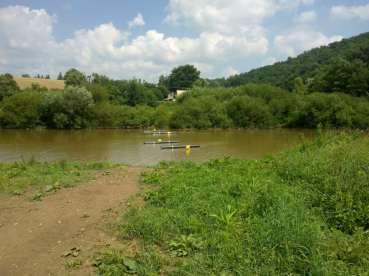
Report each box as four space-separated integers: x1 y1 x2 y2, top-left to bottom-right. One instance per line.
219 32 369 97
161 65 200 91
64 68 87 87
0 74 19 101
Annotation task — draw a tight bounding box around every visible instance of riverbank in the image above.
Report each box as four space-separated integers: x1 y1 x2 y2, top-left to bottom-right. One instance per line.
1 132 368 274
96 132 369 275
0 165 143 275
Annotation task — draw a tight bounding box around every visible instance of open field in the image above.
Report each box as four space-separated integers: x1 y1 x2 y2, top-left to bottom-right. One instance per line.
14 77 65 90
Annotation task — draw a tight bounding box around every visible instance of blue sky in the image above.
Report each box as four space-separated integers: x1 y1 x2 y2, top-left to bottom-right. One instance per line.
0 0 368 80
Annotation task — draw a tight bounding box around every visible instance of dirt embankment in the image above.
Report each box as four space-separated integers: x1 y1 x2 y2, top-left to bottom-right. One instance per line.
0 166 143 276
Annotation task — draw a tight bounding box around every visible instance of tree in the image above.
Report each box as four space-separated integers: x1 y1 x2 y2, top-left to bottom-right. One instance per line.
158 75 170 89
64 68 87 87
21 74 30 78
0 74 19 101
87 83 111 103
310 58 369 97
91 73 110 85
167 65 200 91
125 80 148 106
193 78 210 88
41 86 94 129
57 72 64 80
293 77 306 94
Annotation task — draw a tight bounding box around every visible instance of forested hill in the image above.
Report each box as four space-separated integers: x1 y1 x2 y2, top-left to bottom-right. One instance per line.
221 32 369 95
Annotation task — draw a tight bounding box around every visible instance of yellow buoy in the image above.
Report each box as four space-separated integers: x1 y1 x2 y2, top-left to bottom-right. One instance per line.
185 145 191 156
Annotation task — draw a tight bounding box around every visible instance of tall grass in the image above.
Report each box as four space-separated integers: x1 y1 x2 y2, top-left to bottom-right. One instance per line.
95 133 369 275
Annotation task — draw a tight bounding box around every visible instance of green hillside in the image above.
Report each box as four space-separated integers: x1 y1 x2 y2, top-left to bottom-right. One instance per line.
222 32 369 96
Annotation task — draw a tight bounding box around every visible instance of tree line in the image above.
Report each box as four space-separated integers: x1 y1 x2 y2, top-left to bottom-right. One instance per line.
0 65 202 129
1 68 369 129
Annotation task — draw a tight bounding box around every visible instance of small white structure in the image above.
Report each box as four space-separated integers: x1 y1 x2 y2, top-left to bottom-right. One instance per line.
176 90 187 97
165 89 189 101
166 92 176 101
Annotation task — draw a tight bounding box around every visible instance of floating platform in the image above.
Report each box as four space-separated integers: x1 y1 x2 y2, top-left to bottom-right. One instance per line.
144 130 175 135
146 132 175 135
161 145 200 150
144 141 180 145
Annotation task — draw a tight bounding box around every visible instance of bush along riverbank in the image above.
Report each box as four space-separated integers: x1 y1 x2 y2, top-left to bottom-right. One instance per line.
1 81 369 130
94 132 369 275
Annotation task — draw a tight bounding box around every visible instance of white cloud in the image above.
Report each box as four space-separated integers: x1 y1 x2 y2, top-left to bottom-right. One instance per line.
0 5 59 74
330 3 369 20
261 57 278 66
274 27 342 56
296 10 317 24
163 0 317 76
302 0 315 5
0 5 269 80
165 0 314 35
224 67 239 77
0 5 56 49
0 3 344 81
128 13 146 28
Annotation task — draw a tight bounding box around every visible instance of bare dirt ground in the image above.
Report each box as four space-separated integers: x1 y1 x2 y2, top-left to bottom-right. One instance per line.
0 166 143 276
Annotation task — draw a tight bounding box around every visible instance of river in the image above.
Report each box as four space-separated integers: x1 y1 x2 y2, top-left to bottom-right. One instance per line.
0 129 316 165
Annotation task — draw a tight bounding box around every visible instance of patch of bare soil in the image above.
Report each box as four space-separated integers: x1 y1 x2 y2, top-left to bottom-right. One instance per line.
0 166 144 276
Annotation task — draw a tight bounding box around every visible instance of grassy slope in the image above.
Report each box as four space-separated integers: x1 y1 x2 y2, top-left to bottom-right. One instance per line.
0 160 114 199
95 133 369 275
14 77 65 90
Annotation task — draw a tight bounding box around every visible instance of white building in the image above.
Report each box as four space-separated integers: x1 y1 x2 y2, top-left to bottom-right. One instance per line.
165 89 188 101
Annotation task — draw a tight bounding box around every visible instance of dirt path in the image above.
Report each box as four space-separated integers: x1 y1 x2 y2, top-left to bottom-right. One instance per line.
0 166 143 276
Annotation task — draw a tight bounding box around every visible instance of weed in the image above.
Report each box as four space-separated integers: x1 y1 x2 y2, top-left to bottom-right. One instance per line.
210 205 238 228
168 234 204 257
65 259 82 269
93 250 138 275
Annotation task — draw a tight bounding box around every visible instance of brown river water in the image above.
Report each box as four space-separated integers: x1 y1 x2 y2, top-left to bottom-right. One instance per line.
0 129 316 165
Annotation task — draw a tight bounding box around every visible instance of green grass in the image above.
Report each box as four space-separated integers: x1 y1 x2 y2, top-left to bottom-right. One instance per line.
0 159 115 198
94 132 369 275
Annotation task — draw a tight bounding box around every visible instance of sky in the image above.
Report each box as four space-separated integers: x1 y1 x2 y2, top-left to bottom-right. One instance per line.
0 0 368 81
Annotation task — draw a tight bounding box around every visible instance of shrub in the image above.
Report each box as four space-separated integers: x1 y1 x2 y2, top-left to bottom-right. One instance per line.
0 73 19 101
0 91 44 128
226 96 274 128
41 86 95 129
